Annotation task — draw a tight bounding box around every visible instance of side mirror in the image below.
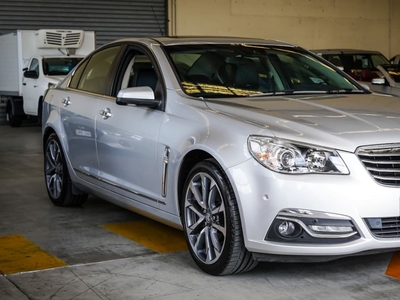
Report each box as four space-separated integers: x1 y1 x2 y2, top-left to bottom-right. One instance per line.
116 86 161 108
23 70 39 79
359 83 370 90
371 78 386 85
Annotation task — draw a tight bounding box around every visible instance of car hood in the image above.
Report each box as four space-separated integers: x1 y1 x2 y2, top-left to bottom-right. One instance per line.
204 93 400 152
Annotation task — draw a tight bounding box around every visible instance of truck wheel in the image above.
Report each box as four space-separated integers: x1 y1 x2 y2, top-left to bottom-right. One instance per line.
44 133 87 206
181 159 258 275
6 102 22 127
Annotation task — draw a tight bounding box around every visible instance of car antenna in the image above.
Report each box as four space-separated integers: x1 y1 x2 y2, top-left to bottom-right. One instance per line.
151 5 164 36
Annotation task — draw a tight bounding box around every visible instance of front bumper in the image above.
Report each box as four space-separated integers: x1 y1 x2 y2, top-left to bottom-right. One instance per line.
227 150 400 258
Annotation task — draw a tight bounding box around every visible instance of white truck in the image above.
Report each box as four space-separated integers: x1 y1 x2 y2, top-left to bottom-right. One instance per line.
0 29 95 127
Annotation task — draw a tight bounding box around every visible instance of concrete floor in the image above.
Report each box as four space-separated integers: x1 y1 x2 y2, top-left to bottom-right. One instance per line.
1 122 400 300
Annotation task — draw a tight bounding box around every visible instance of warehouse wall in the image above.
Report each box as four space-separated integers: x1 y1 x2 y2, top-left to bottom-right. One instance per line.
0 0 167 48
170 0 399 59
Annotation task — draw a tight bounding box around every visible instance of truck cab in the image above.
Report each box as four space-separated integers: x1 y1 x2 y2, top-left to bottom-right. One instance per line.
0 29 95 127
22 55 84 118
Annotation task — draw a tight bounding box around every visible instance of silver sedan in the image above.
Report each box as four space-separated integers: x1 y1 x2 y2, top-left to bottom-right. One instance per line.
42 37 400 275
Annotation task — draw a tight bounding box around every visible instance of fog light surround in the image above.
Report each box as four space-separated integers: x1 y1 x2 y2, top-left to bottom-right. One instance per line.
266 208 360 244
308 225 354 233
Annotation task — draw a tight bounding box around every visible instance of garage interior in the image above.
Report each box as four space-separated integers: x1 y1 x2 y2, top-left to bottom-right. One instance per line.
1 0 400 299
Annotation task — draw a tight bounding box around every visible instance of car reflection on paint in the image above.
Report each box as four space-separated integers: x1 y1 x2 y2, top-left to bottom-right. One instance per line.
43 37 400 276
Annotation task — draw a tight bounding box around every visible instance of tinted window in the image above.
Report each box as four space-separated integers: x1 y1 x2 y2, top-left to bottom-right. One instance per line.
70 46 121 95
43 57 82 76
69 59 89 89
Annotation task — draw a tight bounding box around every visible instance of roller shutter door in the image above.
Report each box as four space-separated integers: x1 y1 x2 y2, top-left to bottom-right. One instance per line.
0 0 167 48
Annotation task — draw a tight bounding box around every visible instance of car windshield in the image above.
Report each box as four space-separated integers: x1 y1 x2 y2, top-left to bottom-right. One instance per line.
164 44 360 98
43 57 83 76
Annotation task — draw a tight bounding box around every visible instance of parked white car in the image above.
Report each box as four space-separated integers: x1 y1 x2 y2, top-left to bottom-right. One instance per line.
43 37 400 275
369 64 400 97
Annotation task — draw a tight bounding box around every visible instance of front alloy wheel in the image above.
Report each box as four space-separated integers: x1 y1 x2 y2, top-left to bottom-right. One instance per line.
182 159 257 275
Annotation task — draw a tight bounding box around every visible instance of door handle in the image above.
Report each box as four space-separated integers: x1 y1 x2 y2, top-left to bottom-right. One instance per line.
99 108 113 120
23 83 26 86
61 97 71 107
33 85 38 88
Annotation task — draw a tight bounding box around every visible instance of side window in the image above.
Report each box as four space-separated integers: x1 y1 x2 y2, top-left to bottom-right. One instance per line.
120 51 162 100
69 60 89 89
29 58 39 74
327 55 343 68
69 46 121 95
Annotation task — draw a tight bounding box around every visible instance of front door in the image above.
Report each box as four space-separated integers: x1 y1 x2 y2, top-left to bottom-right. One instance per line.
22 57 42 115
95 97 163 207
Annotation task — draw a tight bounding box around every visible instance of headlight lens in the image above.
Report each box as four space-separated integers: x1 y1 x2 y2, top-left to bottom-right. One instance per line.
248 136 349 174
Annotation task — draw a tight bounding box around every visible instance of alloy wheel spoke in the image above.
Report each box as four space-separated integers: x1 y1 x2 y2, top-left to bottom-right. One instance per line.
186 204 205 235
207 180 218 209
210 227 222 253
193 227 206 254
45 153 56 175
201 174 210 209
204 227 216 263
189 179 206 210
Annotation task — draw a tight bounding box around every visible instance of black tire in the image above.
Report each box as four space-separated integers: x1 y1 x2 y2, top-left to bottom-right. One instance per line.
181 159 258 275
44 133 87 206
6 102 22 127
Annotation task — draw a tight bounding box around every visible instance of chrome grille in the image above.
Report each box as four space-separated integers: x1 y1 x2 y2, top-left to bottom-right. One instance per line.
357 145 400 186
365 217 400 238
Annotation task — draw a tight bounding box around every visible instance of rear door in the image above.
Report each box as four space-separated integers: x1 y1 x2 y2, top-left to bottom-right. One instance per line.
60 45 123 181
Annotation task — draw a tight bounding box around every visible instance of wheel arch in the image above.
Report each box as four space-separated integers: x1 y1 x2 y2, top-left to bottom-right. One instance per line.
43 128 87 197
42 126 56 153
177 149 258 275
177 149 235 220
177 150 212 217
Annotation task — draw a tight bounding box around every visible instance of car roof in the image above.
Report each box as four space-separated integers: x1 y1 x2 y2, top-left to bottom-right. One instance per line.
110 36 297 47
311 49 383 55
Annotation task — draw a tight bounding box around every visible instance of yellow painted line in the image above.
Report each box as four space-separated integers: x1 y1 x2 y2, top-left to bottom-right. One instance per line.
0 234 67 275
103 220 188 253
385 251 400 280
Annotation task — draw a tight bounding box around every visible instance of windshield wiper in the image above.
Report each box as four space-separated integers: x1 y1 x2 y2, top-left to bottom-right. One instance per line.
326 89 366 94
250 90 327 97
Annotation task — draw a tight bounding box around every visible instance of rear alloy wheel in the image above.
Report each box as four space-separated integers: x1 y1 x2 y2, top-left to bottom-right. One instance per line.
44 133 87 206
182 159 258 275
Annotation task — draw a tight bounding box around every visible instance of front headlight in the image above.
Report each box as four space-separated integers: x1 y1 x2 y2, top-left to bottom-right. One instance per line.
247 136 349 174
